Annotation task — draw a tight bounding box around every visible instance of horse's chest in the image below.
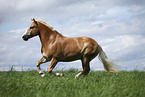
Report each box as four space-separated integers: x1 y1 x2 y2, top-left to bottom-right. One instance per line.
41 45 58 58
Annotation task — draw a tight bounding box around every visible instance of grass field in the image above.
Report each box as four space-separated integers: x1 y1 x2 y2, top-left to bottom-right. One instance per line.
0 69 144 97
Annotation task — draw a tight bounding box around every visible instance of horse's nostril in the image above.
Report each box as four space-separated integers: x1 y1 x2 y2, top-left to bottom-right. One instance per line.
22 35 25 38
22 35 29 41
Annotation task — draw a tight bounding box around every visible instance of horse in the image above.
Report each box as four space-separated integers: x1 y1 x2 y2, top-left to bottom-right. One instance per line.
22 18 119 78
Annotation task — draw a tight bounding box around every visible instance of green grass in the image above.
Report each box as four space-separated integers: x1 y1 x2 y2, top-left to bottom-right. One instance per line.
0 70 144 97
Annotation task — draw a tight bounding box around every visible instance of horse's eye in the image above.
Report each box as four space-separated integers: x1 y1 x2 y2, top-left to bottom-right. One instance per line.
30 26 35 29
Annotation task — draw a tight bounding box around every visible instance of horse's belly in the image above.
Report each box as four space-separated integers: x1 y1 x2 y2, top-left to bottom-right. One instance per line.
55 52 82 62
57 56 81 62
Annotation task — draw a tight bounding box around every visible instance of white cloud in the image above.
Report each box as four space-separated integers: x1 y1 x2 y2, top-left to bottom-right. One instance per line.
100 35 145 61
0 28 41 66
0 0 144 24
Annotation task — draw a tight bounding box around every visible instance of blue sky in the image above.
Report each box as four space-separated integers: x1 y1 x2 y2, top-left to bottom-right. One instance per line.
0 0 145 71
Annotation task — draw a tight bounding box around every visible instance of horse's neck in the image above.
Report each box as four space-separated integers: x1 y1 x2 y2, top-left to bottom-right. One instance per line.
39 27 64 47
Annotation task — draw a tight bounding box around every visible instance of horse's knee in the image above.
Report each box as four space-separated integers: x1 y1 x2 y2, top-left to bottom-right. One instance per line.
36 62 40 67
37 57 47 66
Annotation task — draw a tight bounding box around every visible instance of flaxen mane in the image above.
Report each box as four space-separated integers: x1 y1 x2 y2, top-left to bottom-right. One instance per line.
37 20 61 35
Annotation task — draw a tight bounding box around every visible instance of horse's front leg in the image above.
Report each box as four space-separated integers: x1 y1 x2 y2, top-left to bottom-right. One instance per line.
37 57 48 77
48 58 64 77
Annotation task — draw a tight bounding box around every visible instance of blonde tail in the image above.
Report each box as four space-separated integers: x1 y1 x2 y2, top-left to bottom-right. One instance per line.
98 44 119 72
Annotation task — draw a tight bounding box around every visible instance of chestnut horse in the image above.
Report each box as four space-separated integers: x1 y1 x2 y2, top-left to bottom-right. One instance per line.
22 18 119 78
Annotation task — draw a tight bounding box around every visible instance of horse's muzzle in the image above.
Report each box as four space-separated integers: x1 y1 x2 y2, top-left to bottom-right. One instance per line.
22 35 30 41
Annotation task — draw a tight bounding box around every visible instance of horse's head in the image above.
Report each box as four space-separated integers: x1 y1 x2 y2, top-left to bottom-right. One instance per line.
22 18 40 41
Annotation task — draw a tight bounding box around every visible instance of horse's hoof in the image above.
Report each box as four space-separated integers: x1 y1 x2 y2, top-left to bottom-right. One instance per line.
74 72 82 79
56 73 64 77
41 73 45 77
74 76 77 79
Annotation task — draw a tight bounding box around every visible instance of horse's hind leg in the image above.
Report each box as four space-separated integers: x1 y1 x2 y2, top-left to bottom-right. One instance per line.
82 57 90 76
75 57 90 79
37 57 48 77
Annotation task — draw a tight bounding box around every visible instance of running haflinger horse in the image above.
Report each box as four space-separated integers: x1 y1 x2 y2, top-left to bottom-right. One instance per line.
22 18 119 78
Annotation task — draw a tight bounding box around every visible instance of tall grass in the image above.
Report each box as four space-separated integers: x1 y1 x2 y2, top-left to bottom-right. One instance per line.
0 70 144 97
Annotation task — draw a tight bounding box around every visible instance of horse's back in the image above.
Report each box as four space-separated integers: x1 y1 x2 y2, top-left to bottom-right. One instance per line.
62 36 98 58
63 36 98 51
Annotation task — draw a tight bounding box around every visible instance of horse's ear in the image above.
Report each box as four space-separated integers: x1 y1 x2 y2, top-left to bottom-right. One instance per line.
31 18 38 25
